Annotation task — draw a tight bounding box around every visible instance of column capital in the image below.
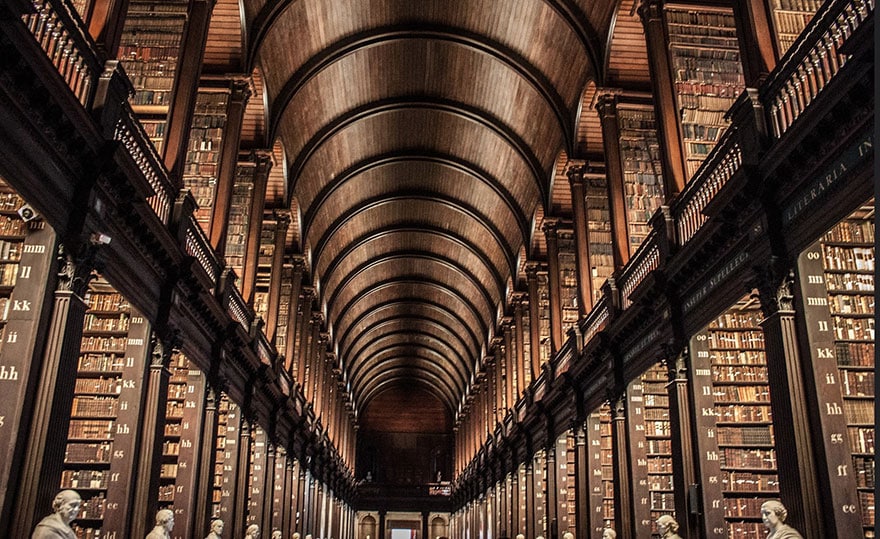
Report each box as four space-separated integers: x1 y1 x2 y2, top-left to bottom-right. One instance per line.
230 76 253 104
566 162 587 186
637 0 664 25
274 209 292 232
509 291 528 306
750 259 796 317
524 261 541 278
593 87 623 117
541 216 560 236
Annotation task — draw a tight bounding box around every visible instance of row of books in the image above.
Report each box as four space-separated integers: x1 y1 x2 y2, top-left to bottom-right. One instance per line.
71 396 119 418
80 336 128 353
835 342 873 366
841 371 874 397
0 261 18 287
822 220 875 243
83 313 130 333
713 385 771 403
68 419 114 440
844 400 874 424
61 469 107 489
78 353 126 372
709 331 765 349
823 245 874 271
716 426 774 445
832 316 874 341
723 471 779 492
715 404 772 423
64 442 112 464
848 426 875 454
0 239 21 261
87 292 127 312
824 272 873 292
725 496 770 517
828 293 874 314
721 448 777 470
74 377 121 395
713 365 768 383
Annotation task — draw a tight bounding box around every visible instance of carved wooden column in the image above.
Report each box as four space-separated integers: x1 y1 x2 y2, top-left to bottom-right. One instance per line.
232 418 254 533
194 385 221 538
10 244 94 537
665 351 698 539
525 263 542 379
282 256 306 367
732 0 777 86
210 78 252 256
266 210 291 342
637 0 687 198
512 293 527 397
525 459 537 539
130 333 176 539
498 472 508 538
241 151 271 304
545 443 558 539
161 0 217 181
594 90 631 268
502 319 515 413
543 218 564 353
573 424 589 539
567 164 594 315
510 466 520 536
756 270 823 538
610 395 634 539
262 442 276 536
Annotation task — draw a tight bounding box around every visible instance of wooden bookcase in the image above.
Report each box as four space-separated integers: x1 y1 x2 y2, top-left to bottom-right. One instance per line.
248 427 268 526
641 363 674 534
558 433 576 535
797 201 875 538
0 186 27 340
584 173 614 301
557 227 580 333
536 270 552 366
533 450 546 537
119 0 188 154
616 103 665 254
253 220 277 323
185 90 229 233
225 162 256 282
212 395 231 518
691 296 779 539
769 0 823 54
586 405 614 538
665 4 745 179
275 262 294 355
64 279 149 538
158 351 188 510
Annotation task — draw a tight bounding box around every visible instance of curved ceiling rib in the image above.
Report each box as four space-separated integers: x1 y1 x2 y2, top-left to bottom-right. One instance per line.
243 0 601 432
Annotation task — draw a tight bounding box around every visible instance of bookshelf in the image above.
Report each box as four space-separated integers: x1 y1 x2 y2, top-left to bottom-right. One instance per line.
557 227 580 333
769 0 823 54
253 220 277 323
536 270 551 366
119 0 188 154
0 184 27 346
212 395 231 518
616 104 665 253
797 201 874 538
559 433 576 535
64 280 138 538
533 450 546 537
158 351 189 510
225 163 256 283
585 173 614 301
665 5 745 179
692 296 778 539
275 262 294 356
185 90 229 233
641 363 674 534
586 405 614 537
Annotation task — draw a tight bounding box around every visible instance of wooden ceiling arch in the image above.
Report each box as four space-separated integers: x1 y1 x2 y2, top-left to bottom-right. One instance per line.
232 0 618 431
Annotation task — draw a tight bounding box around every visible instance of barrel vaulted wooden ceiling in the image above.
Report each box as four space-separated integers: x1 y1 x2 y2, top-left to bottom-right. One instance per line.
204 0 648 430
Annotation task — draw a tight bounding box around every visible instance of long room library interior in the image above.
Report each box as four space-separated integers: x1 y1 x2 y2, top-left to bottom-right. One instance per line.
0 0 873 538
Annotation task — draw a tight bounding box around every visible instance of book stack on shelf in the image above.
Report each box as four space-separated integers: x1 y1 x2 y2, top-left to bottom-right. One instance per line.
665 5 745 179
159 351 189 508
185 90 229 232
519 292 533 391
769 0 823 54
707 298 778 539
275 263 294 356
533 450 546 535
225 163 256 282
616 105 664 253
253 220 277 323
819 204 875 537
600 405 614 530
559 433 576 534
119 0 189 154
556 227 580 332
584 172 613 302
641 363 674 533
0 183 25 347
586 405 615 535
536 270 551 366
64 282 133 538
211 395 231 516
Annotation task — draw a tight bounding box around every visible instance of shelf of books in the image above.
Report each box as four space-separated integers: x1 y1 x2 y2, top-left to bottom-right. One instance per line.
584 171 614 302
253 219 277 323
665 4 745 180
211 394 231 518
248 426 268 527
158 351 188 510
616 103 665 254
641 363 674 534
797 201 875 538
558 432 576 535
225 162 256 283
0 183 27 346
536 270 552 367
769 0 823 55
119 0 189 154
691 296 778 539
63 279 149 538
275 262 294 357
533 450 546 536
557 227 580 333
185 90 230 233
586 405 614 537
